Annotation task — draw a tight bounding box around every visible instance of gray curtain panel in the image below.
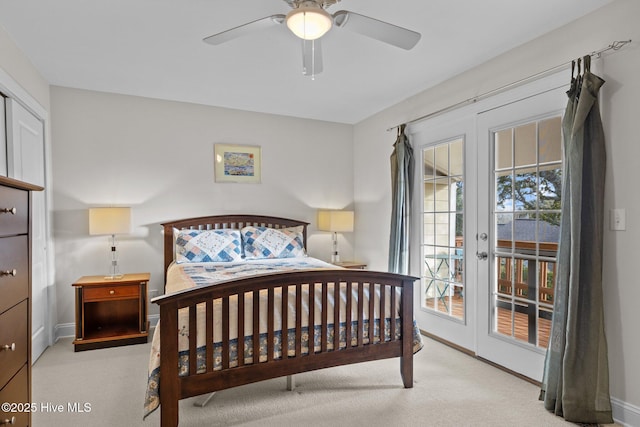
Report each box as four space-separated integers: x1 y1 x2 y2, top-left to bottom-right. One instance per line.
540 56 613 424
388 124 414 275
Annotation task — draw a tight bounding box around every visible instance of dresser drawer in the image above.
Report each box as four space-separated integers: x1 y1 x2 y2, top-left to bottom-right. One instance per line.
0 300 28 389
0 186 28 237
0 236 29 315
84 284 140 302
0 364 29 427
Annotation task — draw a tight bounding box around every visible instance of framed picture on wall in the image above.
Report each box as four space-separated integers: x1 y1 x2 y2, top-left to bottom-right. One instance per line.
214 144 261 183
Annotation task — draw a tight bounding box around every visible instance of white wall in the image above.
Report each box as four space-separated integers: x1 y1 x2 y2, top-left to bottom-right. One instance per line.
0 26 49 109
353 0 640 421
50 87 354 326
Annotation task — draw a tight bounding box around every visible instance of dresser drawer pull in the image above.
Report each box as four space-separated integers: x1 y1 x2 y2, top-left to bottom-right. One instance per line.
1 342 16 352
0 207 17 215
0 269 17 277
0 416 16 425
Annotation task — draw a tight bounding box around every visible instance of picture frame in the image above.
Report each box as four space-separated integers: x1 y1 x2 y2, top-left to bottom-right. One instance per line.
214 144 261 183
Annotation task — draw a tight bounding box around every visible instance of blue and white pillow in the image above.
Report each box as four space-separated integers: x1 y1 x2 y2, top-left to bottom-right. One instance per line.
175 229 242 263
241 226 305 259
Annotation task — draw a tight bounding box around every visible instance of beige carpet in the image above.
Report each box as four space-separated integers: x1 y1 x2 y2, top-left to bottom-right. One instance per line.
32 335 591 426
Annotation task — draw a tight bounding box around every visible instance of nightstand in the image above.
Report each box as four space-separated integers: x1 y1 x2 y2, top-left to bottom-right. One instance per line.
333 261 367 270
72 273 150 351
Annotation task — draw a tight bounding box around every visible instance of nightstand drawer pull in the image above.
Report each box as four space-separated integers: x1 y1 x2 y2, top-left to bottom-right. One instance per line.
0 269 17 277
1 342 16 352
1 416 16 425
109 289 115 295
0 207 17 215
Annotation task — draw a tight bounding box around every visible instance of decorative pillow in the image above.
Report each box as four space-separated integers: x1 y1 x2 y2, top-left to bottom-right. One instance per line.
175 229 242 263
241 226 305 259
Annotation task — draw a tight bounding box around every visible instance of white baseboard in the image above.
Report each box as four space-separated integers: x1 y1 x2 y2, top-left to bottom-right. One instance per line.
54 322 75 341
612 396 640 427
54 314 159 342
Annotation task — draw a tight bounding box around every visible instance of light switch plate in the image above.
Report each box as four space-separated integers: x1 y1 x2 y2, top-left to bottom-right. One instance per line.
610 209 626 231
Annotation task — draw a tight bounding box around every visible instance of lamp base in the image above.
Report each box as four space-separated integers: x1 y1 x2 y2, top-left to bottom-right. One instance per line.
104 274 124 280
331 232 340 263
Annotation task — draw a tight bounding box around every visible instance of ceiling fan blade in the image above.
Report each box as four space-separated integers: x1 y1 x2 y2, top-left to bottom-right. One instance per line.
302 38 323 77
332 10 421 50
203 14 285 45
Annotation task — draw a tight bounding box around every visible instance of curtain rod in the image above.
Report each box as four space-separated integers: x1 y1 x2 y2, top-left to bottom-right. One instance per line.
386 39 632 132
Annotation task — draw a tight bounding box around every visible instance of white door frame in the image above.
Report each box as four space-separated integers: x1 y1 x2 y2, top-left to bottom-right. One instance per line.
0 67 54 362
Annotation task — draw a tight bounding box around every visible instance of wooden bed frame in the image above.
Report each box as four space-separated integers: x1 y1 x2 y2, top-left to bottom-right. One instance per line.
153 214 418 427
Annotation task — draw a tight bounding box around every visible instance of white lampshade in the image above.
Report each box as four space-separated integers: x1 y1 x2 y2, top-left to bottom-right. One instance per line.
286 6 332 40
317 210 354 233
89 207 131 235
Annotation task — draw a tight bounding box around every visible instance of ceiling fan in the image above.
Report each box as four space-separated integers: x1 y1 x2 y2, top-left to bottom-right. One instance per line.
203 0 421 77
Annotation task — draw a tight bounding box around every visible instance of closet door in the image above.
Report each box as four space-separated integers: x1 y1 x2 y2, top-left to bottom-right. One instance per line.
6 98 49 361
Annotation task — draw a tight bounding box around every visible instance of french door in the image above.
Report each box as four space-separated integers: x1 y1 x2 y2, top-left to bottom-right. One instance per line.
476 86 565 380
413 72 567 380
412 115 476 351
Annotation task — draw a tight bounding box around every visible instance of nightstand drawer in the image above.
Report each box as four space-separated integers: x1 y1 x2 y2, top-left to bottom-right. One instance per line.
0 300 28 388
0 185 28 237
0 236 29 314
83 284 140 302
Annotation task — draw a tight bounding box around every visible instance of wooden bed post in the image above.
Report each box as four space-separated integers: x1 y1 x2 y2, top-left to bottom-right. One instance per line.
400 277 414 388
159 303 180 427
163 223 174 286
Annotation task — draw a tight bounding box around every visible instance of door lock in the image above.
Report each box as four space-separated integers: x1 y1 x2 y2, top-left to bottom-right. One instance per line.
476 252 488 260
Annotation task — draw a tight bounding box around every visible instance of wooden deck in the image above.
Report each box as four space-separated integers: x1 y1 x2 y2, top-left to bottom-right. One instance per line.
425 295 551 349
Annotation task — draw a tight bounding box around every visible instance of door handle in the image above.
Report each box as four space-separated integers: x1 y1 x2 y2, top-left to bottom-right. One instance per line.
476 252 488 260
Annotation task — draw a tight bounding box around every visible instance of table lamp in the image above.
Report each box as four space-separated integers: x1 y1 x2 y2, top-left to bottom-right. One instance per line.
317 210 354 263
89 207 131 279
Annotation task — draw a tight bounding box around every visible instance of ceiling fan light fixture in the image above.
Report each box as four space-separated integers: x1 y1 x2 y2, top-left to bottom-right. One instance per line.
286 5 332 40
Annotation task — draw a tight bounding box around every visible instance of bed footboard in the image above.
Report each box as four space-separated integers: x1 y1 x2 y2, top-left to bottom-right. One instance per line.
153 269 419 427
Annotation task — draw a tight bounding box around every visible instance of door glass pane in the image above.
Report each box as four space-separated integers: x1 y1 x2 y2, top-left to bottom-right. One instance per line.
539 117 562 163
492 116 561 348
421 138 464 320
423 213 435 245
495 171 513 212
424 182 435 212
514 123 536 167
424 147 435 178
450 139 464 176
435 145 449 176
539 165 562 211
495 129 512 170
514 168 537 211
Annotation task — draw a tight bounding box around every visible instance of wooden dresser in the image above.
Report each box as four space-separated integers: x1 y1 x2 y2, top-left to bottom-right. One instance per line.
0 176 43 427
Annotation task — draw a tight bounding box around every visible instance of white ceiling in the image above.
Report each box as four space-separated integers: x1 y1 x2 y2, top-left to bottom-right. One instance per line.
0 0 612 124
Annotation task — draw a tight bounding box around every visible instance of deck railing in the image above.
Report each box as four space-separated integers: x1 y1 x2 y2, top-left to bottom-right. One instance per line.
496 239 557 304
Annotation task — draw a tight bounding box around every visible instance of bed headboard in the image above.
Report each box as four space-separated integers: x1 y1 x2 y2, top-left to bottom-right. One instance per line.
161 214 310 279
